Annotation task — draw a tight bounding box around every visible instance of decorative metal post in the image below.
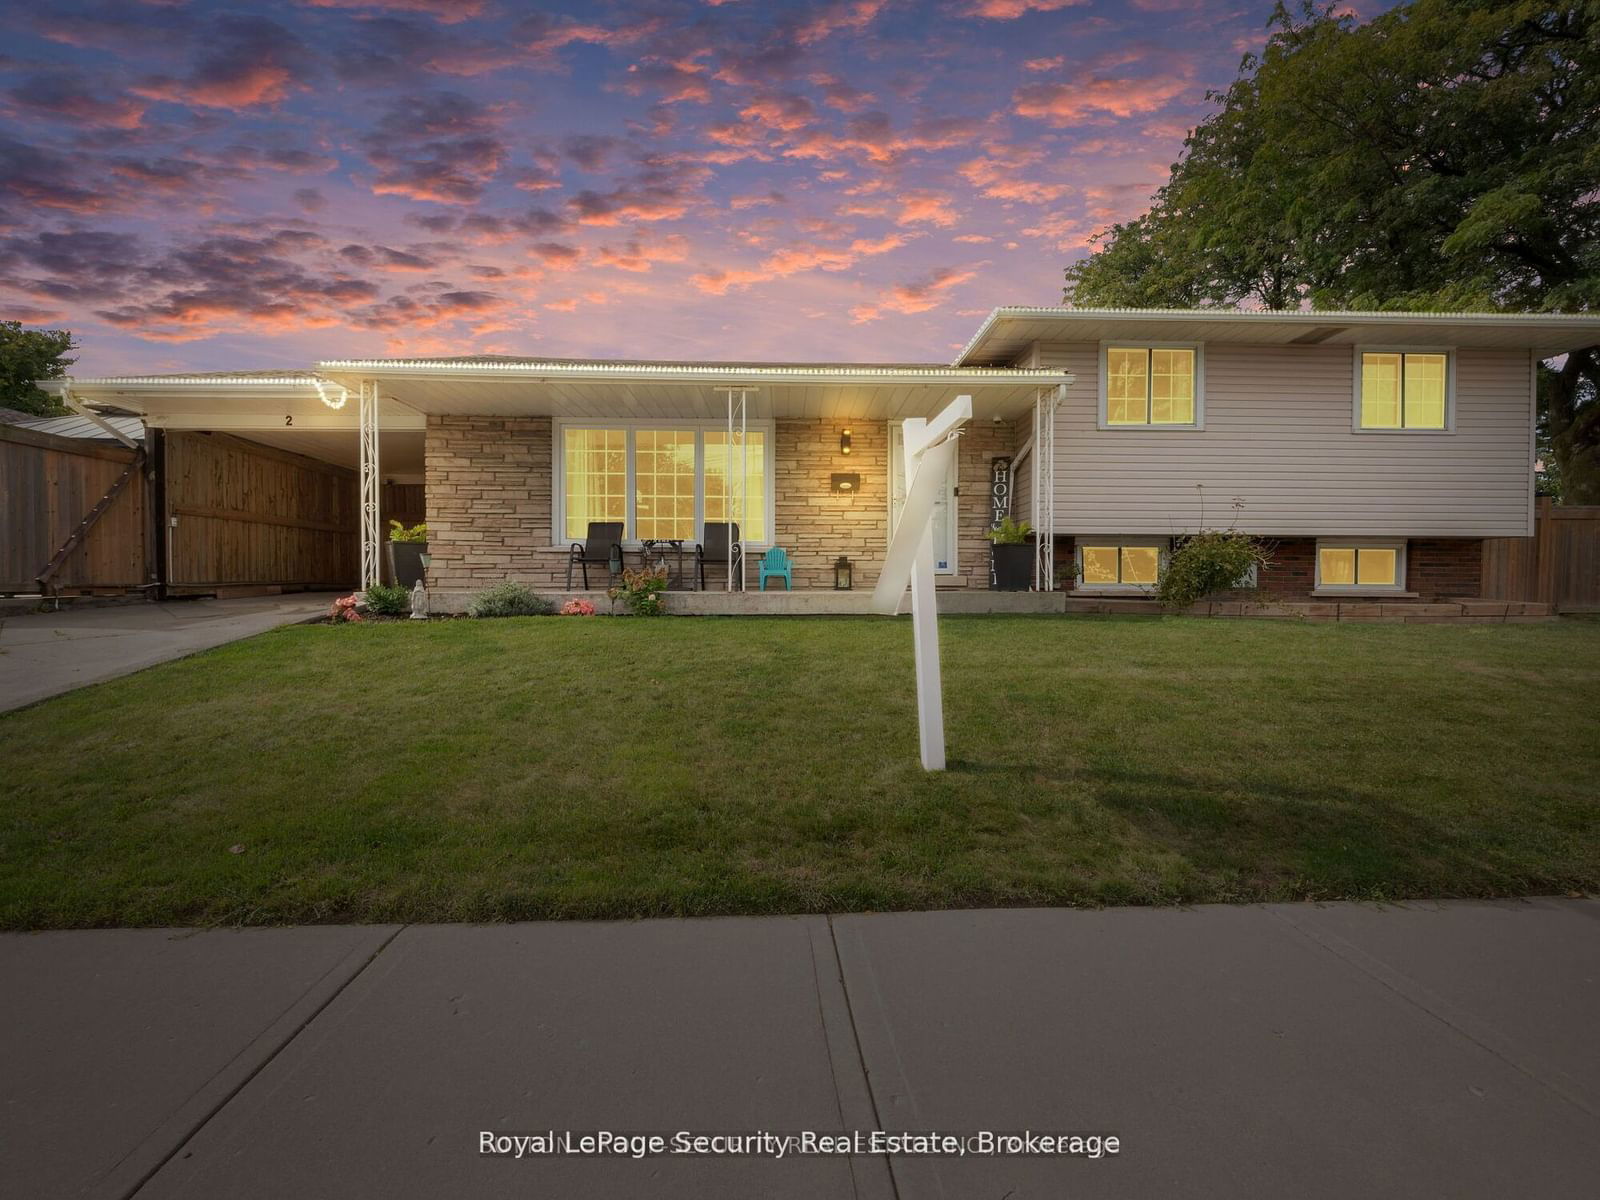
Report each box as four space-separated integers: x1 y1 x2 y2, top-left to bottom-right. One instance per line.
1033 385 1061 591
359 380 381 592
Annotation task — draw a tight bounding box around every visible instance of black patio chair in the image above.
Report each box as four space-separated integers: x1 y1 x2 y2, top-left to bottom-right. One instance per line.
566 521 625 589
696 521 744 591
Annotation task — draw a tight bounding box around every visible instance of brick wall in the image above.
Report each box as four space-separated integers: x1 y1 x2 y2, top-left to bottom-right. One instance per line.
1058 533 1485 602
1407 538 1483 600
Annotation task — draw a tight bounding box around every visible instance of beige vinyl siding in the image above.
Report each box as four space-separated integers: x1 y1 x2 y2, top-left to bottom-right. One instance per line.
1031 342 1533 538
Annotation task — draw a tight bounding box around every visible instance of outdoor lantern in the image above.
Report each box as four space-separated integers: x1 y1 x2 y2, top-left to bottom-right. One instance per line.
840 428 852 455
834 556 852 590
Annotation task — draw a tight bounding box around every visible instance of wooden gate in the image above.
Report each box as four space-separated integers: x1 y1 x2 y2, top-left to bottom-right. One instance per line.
1481 498 1600 613
164 431 358 592
0 424 152 595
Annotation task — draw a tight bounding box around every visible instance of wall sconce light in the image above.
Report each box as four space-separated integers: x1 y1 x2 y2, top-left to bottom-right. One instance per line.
834 556 853 590
840 428 852 455
830 473 860 494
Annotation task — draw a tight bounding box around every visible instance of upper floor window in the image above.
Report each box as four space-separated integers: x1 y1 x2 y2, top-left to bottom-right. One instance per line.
1103 345 1199 427
1357 350 1449 430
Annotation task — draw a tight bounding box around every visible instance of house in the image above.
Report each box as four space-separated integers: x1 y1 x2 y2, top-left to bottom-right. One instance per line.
39 307 1600 613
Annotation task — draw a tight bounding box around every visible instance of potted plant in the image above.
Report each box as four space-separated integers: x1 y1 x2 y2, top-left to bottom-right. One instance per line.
386 520 428 589
986 516 1033 591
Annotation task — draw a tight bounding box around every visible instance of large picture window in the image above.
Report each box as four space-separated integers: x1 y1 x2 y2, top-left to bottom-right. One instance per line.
1103 345 1198 427
557 422 772 544
1357 350 1449 430
562 428 626 541
633 430 696 540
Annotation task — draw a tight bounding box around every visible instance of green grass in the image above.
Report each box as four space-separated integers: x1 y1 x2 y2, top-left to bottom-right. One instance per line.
3 615 1598 929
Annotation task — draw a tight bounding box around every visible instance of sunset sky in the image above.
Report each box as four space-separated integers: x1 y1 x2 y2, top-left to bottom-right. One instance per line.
0 0 1388 374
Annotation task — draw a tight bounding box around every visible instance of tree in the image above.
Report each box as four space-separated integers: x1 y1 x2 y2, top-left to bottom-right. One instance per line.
0 322 77 416
1064 1 1600 501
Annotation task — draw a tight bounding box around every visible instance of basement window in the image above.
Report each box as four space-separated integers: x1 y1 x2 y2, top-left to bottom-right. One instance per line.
1315 539 1407 592
1075 539 1167 591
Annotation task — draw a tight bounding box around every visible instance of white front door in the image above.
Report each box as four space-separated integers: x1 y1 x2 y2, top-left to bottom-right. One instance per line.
889 421 956 575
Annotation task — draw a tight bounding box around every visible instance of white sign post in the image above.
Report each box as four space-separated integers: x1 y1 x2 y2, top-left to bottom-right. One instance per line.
872 395 972 770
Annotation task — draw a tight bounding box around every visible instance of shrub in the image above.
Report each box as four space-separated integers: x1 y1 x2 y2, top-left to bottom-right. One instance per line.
560 598 597 616
388 520 428 543
608 565 668 616
468 581 556 618
986 515 1032 544
1155 530 1271 610
363 582 412 616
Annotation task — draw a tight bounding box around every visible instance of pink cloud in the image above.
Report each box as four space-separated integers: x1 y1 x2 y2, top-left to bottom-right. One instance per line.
796 0 889 45
897 190 960 227
691 231 912 294
1023 56 1065 71
961 0 1089 17
1014 73 1191 122
851 265 980 323
302 0 487 22
595 234 690 273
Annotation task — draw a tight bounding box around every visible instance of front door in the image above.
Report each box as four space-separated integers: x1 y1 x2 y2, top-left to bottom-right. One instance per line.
888 421 956 575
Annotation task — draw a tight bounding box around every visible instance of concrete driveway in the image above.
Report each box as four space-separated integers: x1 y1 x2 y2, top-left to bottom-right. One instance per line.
3 899 1596 1199
0 594 334 712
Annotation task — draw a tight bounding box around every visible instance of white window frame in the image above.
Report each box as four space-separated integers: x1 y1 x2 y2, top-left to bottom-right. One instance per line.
1352 345 1455 434
1313 537 1409 595
1098 341 1204 431
1073 536 1169 593
551 418 776 548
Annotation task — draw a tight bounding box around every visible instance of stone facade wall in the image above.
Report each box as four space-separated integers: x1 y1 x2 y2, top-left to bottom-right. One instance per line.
773 419 888 590
425 415 566 592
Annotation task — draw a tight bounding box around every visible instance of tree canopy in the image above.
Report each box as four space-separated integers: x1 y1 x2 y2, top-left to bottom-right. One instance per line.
0 322 77 417
1064 0 1599 500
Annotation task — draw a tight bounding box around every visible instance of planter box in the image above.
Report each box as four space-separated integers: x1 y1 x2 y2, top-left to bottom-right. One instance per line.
387 541 428 589
990 543 1032 591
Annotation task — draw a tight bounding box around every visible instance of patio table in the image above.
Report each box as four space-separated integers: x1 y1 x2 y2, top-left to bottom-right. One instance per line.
639 539 691 589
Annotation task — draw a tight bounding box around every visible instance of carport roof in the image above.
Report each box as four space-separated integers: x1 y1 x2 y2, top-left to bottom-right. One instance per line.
46 358 1070 426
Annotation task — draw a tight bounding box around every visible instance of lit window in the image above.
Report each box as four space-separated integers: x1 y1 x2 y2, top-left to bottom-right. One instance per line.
563 428 626 540
1360 351 1447 429
1317 542 1404 590
1105 346 1196 426
634 430 695 540
1077 540 1165 588
705 430 767 543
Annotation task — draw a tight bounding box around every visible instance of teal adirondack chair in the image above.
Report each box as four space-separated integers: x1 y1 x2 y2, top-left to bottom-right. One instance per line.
758 546 793 591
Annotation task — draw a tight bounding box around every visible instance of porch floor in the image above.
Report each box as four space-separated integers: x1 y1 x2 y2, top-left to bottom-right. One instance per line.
432 588 1063 616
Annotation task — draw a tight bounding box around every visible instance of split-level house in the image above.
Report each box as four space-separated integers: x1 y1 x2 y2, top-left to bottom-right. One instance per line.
43 307 1600 612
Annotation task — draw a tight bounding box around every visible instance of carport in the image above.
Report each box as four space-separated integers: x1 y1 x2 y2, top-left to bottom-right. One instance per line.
36 374 426 596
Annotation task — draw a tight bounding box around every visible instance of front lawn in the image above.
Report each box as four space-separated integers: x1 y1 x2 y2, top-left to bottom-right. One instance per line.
2 615 1597 928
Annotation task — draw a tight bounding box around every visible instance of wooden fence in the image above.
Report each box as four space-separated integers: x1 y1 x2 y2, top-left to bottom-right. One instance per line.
164 431 358 592
1481 498 1600 612
1 424 152 594
5 426 428 597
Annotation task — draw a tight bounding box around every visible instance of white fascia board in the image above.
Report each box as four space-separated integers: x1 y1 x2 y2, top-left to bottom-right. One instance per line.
317 359 1068 387
952 306 1600 365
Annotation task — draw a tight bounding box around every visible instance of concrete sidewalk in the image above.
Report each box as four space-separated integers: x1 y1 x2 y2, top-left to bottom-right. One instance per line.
0 594 334 712
3 900 1597 1199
